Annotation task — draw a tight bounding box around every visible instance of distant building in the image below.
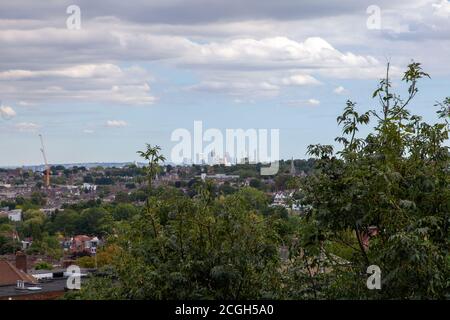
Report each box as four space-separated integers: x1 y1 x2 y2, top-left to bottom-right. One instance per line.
272 192 289 206
271 191 304 213
69 235 100 254
8 209 22 222
0 209 22 222
82 183 97 192
21 240 32 250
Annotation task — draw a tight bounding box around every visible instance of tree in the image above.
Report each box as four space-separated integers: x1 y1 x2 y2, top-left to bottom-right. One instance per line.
137 144 166 192
114 191 130 203
19 210 46 240
302 62 449 299
27 234 62 259
47 209 81 236
249 178 262 189
0 234 20 254
78 207 112 236
112 203 138 221
30 191 47 206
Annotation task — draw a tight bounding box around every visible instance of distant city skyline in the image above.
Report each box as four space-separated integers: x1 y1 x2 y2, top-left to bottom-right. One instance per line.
1 1 450 166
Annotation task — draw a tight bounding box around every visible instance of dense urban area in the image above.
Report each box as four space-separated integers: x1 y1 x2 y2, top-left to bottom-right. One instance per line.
0 157 315 298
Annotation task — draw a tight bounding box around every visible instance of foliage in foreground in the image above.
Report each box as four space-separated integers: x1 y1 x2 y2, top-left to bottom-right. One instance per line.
303 62 449 299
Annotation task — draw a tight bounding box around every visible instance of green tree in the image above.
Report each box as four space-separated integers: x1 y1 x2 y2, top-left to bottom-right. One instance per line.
301 62 449 299
112 203 139 221
47 209 81 236
137 144 166 192
0 234 20 254
78 207 112 236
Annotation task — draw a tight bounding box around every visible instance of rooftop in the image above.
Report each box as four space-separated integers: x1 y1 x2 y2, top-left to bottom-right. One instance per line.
0 278 69 300
0 260 36 286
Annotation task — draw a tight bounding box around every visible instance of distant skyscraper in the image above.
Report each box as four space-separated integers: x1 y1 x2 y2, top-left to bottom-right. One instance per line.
208 150 216 165
196 152 205 164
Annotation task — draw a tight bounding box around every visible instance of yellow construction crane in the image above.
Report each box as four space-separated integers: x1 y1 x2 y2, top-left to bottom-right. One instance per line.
39 134 50 188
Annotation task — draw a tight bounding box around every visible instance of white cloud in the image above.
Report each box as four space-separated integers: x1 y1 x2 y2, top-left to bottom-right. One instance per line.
109 83 157 105
15 122 39 132
0 64 125 80
333 86 347 94
233 98 255 104
281 74 321 86
0 0 449 108
18 101 36 106
0 105 16 119
181 36 385 96
432 0 450 17
106 120 128 128
182 37 380 75
307 98 320 106
0 64 156 106
284 98 321 107
12 32 378 96
188 78 280 97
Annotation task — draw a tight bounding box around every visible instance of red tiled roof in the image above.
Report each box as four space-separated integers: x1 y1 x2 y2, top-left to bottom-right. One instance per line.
0 260 37 286
73 235 91 242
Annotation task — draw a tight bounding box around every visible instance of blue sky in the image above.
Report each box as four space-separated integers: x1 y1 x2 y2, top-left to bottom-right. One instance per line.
0 0 449 166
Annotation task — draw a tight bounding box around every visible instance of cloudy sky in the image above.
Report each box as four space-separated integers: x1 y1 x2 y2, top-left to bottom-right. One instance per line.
0 0 449 166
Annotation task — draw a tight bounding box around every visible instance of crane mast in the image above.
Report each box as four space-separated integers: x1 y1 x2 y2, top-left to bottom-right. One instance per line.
39 134 50 188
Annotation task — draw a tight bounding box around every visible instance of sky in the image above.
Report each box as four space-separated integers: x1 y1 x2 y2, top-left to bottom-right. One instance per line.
0 0 449 166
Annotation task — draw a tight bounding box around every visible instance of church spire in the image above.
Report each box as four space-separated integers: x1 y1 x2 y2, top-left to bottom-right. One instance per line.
290 157 296 176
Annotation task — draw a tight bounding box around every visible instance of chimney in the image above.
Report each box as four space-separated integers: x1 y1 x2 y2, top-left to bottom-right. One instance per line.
15 251 27 273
